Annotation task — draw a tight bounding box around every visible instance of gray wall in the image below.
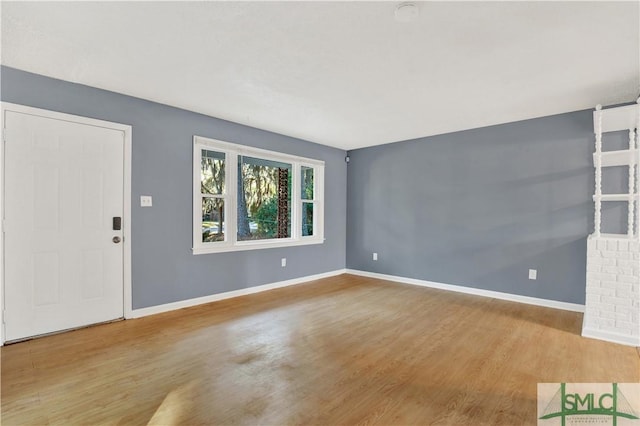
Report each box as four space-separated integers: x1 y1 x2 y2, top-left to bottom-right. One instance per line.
346 111 626 305
1 66 347 309
2 66 625 308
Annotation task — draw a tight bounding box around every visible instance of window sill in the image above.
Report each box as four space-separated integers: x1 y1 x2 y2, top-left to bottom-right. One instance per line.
192 237 324 255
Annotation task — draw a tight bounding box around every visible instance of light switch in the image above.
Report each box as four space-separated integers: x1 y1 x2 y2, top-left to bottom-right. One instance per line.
140 196 153 207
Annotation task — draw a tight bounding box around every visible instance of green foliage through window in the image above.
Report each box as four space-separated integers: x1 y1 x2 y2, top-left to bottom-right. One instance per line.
237 156 291 241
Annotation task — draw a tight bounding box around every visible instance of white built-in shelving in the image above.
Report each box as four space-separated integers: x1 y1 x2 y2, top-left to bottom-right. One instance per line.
592 99 640 239
583 99 640 347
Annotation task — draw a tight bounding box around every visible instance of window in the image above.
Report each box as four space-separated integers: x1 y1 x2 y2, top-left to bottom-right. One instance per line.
193 136 324 254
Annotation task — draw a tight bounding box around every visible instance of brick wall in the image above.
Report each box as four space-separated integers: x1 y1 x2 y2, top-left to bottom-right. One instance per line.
583 236 640 346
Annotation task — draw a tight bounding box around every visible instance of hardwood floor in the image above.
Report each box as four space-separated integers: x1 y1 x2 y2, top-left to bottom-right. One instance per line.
2 274 638 425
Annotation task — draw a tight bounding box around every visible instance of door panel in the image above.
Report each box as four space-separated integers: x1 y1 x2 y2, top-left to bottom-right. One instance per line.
4 110 125 341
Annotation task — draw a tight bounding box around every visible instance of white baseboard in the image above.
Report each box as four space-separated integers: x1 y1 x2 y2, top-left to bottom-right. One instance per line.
582 326 640 347
128 269 347 319
346 269 585 313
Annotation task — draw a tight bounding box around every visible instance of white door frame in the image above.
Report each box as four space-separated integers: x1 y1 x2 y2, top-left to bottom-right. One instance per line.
0 102 133 345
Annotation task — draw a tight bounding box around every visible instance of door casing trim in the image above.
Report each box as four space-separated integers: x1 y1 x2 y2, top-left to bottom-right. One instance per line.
0 102 133 345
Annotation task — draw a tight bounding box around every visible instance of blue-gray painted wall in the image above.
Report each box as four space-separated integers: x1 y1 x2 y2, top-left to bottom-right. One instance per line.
3 66 622 307
1 66 347 309
346 111 627 305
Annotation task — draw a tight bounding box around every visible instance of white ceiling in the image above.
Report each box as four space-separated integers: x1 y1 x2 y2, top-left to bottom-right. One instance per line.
2 1 639 150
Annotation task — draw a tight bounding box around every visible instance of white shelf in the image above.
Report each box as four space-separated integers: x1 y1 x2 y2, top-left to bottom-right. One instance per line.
593 193 640 202
594 104 639 133
589 233 639 240
594 149 639 167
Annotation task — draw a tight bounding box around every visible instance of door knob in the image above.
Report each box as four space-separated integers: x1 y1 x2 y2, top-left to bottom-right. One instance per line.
112 236 121 244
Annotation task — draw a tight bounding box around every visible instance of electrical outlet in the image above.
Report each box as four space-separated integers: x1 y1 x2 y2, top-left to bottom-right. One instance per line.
140 196 153 207
373 252 378 261
528 269 537 280
281 258 286 267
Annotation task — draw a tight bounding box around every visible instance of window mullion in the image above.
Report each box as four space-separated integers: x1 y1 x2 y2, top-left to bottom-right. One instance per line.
311 165 317 236
228 151 238 245
316 166 324 240
292 162 301 240
194 143 203 249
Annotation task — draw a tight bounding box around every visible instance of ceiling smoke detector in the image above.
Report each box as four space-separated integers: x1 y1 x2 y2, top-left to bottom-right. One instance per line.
394 3 419 22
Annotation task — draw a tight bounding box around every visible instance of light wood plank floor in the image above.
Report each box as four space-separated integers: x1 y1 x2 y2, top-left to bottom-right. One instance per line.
2 274 638 425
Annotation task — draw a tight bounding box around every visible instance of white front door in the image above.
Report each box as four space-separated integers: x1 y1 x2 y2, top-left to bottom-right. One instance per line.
3 107 125 341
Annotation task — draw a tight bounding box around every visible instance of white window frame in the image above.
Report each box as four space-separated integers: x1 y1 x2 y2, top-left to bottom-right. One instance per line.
193 136 325 254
